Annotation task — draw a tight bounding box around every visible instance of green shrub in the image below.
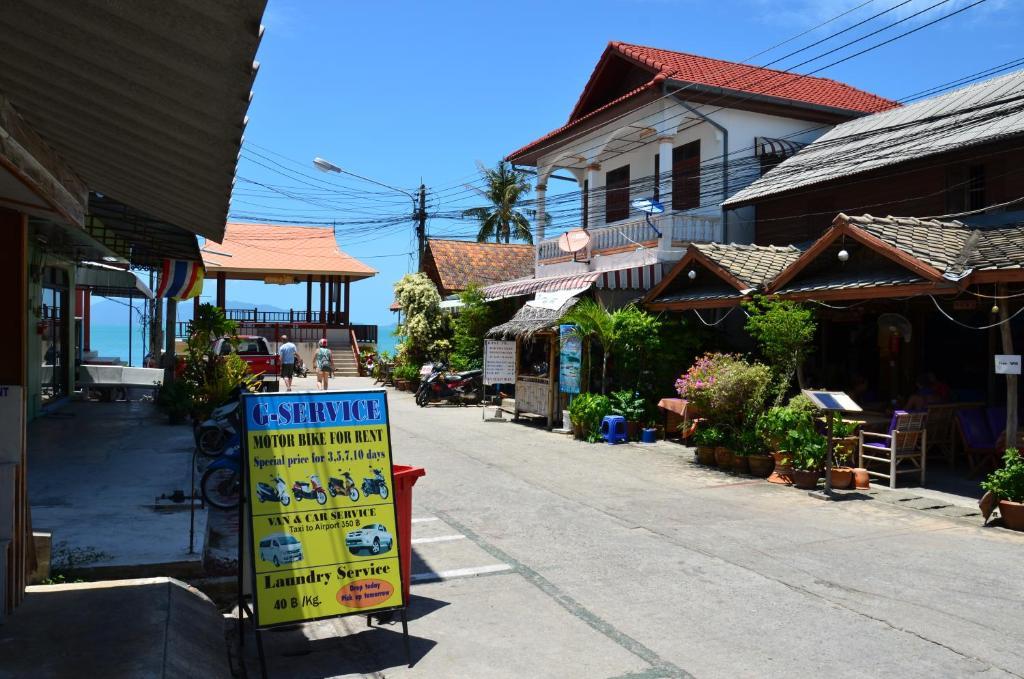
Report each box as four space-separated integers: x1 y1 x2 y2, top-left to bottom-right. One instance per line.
569 393 612 443
609 390 646 422
691 424 725 448
981 449 1024 502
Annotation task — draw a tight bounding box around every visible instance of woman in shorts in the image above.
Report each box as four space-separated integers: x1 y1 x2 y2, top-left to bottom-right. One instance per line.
314 338 334 390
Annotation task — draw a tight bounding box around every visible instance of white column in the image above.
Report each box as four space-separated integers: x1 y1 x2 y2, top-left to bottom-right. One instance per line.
586 163 601 229
534 182 546 270
658 137 673 208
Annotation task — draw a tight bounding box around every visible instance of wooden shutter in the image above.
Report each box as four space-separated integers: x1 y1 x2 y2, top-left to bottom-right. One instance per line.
605 165 630 223
672 140 700 210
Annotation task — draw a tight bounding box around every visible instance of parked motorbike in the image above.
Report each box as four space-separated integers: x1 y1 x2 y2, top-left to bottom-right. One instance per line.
293 354 309 378
256 476 291 506
327 470 360 502
361 468 389 499
415 363 483 407
195 390 244 456
200 443 241 510
292 475 328 505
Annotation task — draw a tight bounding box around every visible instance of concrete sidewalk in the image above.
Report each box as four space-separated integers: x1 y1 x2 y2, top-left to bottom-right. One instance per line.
0 578 229 679
28 401 206 578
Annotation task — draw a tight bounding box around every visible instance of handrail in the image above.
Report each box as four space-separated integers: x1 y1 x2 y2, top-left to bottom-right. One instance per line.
349 328 363 376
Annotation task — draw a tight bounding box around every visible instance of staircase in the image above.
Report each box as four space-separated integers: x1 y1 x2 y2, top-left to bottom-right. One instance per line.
331 346 361 377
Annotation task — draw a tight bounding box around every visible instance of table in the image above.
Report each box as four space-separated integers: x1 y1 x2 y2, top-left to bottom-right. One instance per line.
657 398 698 439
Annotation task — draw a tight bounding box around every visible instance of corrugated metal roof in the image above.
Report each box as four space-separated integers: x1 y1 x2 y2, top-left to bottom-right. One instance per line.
724 69 1024 206
0 1 266 241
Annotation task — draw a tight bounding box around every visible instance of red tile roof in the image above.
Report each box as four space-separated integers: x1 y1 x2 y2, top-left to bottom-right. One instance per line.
507 41 899 162
423 239 535 295
202 223 377 280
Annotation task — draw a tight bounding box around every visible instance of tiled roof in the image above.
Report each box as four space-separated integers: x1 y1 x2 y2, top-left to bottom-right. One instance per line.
424 239 535 293
726 69 1024 206
843 213 1024 275
776 270 926 295
508 41 897 162
693 242 803 287
202 223 377 279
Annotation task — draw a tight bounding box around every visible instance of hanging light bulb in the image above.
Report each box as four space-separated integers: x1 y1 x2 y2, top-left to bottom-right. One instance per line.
687 269 697 280
992 303 1000 315
837 249 850 263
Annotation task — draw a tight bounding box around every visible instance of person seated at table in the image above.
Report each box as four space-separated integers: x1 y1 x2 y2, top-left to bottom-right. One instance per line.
905 372 950 411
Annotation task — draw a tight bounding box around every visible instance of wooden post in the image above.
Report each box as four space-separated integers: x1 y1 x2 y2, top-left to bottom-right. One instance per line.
193 296 199 326
998 285 1018 447
547 332 557 430
343 276 351 326
327 275 335 325
164 299 177 385
216 272 226 310
319 276 326 324
306 274 313 322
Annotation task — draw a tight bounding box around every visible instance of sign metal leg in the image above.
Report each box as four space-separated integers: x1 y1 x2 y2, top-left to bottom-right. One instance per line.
401 608 412 667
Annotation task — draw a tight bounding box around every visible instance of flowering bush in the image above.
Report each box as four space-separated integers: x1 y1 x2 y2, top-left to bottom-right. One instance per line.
676 353 772 432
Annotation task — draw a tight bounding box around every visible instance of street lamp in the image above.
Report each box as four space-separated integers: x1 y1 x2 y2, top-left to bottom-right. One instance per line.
313 156 425 267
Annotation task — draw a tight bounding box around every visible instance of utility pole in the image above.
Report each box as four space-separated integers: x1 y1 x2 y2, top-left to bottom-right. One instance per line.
417 183 426 272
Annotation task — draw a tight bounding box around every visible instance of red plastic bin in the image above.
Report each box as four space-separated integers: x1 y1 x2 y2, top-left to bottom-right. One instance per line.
393 464 426 604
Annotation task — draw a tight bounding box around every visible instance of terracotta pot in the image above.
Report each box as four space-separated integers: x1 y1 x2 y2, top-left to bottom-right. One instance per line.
792 469 821 490
829 467 854 489
999 500 1024 531
696 446 716 466
572 422 585 440
747 454 775 478
714 446 733 468
852 468 871 489
767 451 793 485
732 454 750 475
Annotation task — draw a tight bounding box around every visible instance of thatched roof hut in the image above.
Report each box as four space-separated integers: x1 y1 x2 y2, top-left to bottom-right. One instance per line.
486 298 578 339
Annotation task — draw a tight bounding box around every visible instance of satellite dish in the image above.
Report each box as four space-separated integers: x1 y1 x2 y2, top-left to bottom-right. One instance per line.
558 229 591 254
878 313 912 343
631 197 664 237
631 197 665 214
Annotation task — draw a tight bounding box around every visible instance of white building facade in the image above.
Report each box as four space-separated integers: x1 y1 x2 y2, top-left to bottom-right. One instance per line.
504 42 898 302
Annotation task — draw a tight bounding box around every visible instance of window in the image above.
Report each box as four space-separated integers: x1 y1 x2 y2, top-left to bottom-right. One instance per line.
673 140 700 210
653 153 660 202
605 165 630 223
946 164 986 213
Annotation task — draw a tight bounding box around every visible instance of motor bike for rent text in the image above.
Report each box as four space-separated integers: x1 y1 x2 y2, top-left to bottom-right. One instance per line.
200 443 241 510
292 475 328 505
256 476 291 506
327 470 360 502
361 468 389 499
415 363 483 407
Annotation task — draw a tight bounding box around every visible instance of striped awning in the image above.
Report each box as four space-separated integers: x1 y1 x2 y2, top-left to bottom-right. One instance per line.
482 264 664 300
595 264 663 290
482 271 603 300
755 136 807 158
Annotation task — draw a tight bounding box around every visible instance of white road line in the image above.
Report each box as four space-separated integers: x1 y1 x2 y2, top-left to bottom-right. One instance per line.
411 517 439 523
410 564 513 583
411 534 466 545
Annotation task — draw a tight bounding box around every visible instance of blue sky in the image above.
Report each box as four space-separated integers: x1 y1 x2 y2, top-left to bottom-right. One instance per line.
217 0 1021 325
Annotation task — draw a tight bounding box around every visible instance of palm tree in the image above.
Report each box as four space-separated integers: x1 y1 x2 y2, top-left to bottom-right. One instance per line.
561 298 618 394
463 161 534 244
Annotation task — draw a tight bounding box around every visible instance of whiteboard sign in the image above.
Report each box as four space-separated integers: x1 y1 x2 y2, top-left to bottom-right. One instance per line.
801 389 862 413
483 340 515 385
995 354 1022 375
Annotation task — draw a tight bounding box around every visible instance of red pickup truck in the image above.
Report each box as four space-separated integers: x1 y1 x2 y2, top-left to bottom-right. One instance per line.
214 335 280 391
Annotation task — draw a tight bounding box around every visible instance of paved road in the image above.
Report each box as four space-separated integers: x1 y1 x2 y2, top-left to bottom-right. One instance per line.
245 377 1024 678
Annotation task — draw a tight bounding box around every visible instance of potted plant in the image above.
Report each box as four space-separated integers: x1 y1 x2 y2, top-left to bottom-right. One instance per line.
568 393 612 443
757 405 800 484
731 427 764 475
713 429 734 469
828 418 857 489
157 379 193 425
981 448 1024 531
610 390 647 440
690 423 723 465
790 425 827 490
393 364 418 391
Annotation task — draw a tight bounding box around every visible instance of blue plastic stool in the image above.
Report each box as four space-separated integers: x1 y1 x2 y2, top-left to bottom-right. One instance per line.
600 415 628 444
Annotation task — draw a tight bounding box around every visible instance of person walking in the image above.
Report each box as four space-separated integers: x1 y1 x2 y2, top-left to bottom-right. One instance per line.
314 338 334 390
278 334 298 392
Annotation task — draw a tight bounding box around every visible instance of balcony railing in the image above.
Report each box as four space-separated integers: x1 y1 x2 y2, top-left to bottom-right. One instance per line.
537 212 723 261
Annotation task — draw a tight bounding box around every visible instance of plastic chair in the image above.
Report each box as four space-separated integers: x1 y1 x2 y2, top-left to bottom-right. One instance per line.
858 410 927 488
955 408 999 477
600 415 628 445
